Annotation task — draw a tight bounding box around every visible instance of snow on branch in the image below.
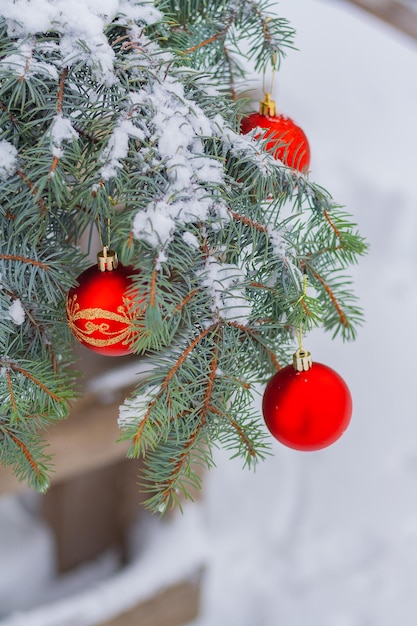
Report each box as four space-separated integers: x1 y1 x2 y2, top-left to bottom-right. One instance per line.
0 41 59 81
130 75 229 249
0 140 18 180
8 299 25 325
200 256 251 324
2 0 163 84
100 118 145 180
48 114 79 158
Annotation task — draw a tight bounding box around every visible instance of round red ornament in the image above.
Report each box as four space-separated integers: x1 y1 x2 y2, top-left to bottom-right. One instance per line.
241 93 310 173
66 248 142 356
262 349 352 451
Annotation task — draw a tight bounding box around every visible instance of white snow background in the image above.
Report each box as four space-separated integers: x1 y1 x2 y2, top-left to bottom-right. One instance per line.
1 0 417 624
188 2 417 624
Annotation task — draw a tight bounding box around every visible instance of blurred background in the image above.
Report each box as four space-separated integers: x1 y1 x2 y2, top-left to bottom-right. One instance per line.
1 1 417 624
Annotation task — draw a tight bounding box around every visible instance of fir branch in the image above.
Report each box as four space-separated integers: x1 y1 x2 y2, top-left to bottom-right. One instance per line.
0 99 19 127
131 322 220 452
227 320 281 371
308 268 348 328
49 155 59 176
0 253 50 270
227 415 257 459
0 425 50 492
0 2 366 511
155 420 207 511
323 208 343 239
56 67 67 114
140 430 209 513
141 336 220 510
149 267 158 306
6 370 17 415
15 169 47 215
183 14 235 55
223 46 238 101
157 323 219 389
5 431 43 480
172 288 199 315
1 359 61 402
46 343 60 376
200 337 219 421
228 208 268 233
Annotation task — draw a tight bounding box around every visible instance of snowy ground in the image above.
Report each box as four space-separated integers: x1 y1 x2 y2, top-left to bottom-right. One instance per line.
1 1 417 625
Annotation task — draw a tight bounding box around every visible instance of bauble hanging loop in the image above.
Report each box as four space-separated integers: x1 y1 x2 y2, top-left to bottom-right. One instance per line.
262 348 352 451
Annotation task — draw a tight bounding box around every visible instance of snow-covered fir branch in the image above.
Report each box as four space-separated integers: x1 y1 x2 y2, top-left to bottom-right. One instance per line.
0 0 367 512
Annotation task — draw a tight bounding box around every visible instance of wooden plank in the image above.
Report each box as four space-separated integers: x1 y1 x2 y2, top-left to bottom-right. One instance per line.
100 579 201 626
41 457 143 572
344 0 417 40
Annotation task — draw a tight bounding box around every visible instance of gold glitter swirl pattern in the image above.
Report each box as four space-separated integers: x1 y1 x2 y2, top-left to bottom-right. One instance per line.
66 294 133 348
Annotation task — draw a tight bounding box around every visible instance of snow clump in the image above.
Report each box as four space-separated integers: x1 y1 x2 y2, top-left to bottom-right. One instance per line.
0 140 18 180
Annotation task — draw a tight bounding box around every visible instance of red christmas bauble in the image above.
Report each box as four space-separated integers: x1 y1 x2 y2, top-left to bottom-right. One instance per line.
66 260 141 356
262 361 352 451
241 111 310 173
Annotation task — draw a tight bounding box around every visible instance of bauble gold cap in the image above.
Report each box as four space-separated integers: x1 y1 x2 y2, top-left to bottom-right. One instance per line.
293 347 313 372
259 93 277 117
97 246 118 272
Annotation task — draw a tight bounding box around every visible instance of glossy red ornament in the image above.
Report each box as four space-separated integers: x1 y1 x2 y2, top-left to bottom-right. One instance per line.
66 250 142 356
241 94 310 173
262 355 352 451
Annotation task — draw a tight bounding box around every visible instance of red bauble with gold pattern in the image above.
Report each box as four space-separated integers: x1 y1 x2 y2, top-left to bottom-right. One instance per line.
241 93 310 173
262 349 352 450
66 248 142 356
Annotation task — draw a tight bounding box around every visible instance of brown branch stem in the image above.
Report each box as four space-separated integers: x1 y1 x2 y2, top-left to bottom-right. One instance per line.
323 209 343 239
311 270 348 327
6 431 43 478
172 288 199 315
160 342 221 505
229 417 257 457
56 67 67 114
228 209 268 233
184 15 235 54
0 254 49 270
132 323 219 448
16 169 47 215
149 268 157 307
227 320 281 371
6 371 17 414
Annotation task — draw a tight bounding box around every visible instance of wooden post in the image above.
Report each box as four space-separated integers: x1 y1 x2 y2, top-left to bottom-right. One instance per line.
0 346 202 624
345 0 417 41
